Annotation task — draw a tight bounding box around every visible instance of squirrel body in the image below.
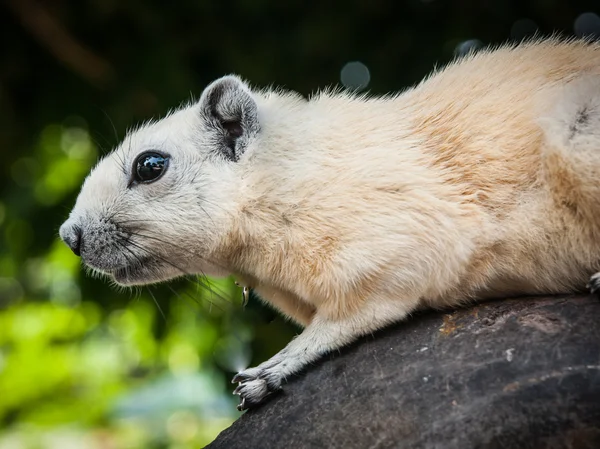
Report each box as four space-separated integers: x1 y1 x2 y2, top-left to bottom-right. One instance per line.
60 39 600 409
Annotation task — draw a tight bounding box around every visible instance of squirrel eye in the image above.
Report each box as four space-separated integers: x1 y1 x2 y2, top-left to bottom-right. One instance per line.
133 152 169 184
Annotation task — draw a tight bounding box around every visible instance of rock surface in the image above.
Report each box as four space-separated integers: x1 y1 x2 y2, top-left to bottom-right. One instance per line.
207 295 600 449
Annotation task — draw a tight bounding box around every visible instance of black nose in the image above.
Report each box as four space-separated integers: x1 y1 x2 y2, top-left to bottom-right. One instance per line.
64 225 82 256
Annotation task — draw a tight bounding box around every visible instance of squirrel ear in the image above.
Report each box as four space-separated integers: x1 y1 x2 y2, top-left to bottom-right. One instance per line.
199 75 259 161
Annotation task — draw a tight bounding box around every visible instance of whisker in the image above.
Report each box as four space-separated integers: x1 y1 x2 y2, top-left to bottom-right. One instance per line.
196 197 230 213
147 286 167 321
113 240 178 321
128 230 230 273
125 238 231 306
165 282 225 314
90 134 111 156
116 218 180 225
198 203 217 228
129 234 225 300
187 275 231 307
101 108 120 144
125 230 235 301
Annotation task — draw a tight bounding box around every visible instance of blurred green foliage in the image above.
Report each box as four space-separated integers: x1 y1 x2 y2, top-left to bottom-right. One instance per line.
0 0 598 447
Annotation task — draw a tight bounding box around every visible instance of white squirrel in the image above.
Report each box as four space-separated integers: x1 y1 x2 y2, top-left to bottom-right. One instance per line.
60 39 600 410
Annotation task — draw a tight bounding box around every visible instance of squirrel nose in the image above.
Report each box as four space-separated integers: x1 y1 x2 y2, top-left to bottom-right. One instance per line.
60 223 83 256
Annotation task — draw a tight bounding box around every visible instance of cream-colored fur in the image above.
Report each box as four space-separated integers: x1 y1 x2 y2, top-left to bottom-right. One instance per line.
60 38 600 410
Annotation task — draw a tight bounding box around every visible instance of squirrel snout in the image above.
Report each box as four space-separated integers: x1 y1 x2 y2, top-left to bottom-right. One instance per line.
59 222 83 257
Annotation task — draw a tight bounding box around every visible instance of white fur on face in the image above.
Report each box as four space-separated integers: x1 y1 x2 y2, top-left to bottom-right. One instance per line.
61 103 240 285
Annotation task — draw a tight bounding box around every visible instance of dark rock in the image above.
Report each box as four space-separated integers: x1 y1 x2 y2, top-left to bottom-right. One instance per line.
207 295 600 449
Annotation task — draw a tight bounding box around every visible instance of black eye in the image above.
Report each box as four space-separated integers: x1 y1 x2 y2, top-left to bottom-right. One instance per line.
133 152 169 184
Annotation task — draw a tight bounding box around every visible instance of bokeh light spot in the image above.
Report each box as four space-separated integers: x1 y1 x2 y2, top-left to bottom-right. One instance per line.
574 12 600 38
340 61 371 90
454 39 483 57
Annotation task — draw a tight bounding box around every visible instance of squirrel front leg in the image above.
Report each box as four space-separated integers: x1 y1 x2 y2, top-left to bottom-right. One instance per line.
232 295 419 410
250 282 316 327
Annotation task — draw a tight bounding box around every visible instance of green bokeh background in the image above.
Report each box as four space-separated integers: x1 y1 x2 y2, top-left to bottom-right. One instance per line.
1 1 598 447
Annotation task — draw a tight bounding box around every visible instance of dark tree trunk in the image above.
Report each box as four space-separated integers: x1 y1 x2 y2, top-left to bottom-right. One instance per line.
208 295 600 449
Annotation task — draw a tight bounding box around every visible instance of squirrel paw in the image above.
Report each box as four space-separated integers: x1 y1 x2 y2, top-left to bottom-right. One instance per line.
232 365 283 411
587 272 600 296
